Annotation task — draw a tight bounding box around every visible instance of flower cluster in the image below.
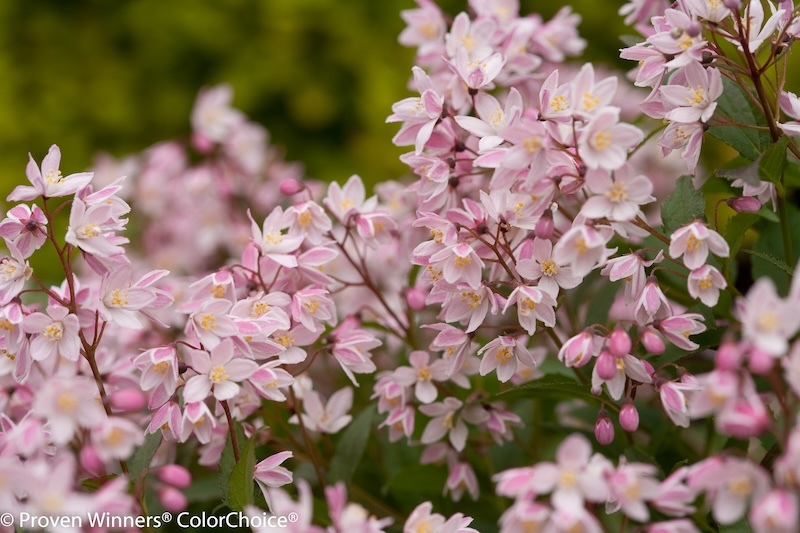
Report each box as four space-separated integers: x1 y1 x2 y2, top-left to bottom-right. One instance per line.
2 0 800 531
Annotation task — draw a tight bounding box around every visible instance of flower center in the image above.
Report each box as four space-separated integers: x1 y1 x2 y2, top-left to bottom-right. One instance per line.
541 259 559 276
495 347 513 363
209 365 229 384
593 131 612 151
200 314 216 331
110 289 129 307
297 211 313 228
43 323 64 342
605 182 628 203
550 95 569 113
582 92 600 110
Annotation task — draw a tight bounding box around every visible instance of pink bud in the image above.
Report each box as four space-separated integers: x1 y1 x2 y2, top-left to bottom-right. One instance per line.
558 330 594 368
750 490 799 533
748 347 774 375
534 210 554 239
191 131 215 153
405 288 427 311
716 341 744 371
279 178 304 196
110 389 146 412
727 196 761 213
608 328 631 358
158 486 188 513
596 351 617 381
686 21 702 37
80 445 105 477
158 464 192 489
723 0 741 10
619 401 640 432
595 410 615 445
641 329 665 355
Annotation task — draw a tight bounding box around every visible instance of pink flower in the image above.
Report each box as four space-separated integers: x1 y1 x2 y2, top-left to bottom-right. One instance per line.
578 108 643 170
189 299 238 350
190 84 244 143
254 451 293 501
394 350 448 403
446 462 479 501
520 433 612 510
0 204 47 258
669 221 729 270
689 457 770 525
0 243 33 305
7 144 93 201
33 376 106 445
291 287 336 333
660 63 723 123
659 375 700 428
98 267 172 329
478 335 538 383
455 89 523 151
553 224 614 278
601 250 662 304
249 207 304 268
447 47 506 90
657 313 707 350
248 360 294 401
403 502 445 533
134 346 180 409
22 305 81 361
420 397 486 451
430 242 485 289
581 170 655 222
749 490 799 533
634 277 672 325
503 285 556 336
659 122 704 173
517 238 581 297
558 330 598 368
737 278 799 356
290 387 353 434
65 197 129 258
92 417 144 462
180 401 217 444
607 461 662 522
183 339 258 402
687 264 727 306
323 174 377 222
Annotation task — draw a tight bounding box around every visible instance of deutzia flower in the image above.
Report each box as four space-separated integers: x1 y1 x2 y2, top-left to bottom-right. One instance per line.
7 144 93 202
669 221 729 270
478 335 538 383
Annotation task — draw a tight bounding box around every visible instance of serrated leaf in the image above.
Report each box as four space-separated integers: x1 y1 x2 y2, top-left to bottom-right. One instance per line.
228 432 258 511
329 404 377 484
219 422 247 508
493 374 601 404
661 175 706 234
128 432 162 481
758 136 789 196
741 248 794 275
708 77 770 161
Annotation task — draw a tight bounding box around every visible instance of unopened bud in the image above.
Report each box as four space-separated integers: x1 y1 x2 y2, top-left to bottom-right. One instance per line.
158 486 188 513
723 0 741 10
405 288 427 311
595 410 615 445
686 21 702 38
716 341 743 371
641 330 665 355
748 347 774 375
279 178 304 196
726 196 761 213
80 445 105 477
596 351 617 381
191 131 215 153
534 210 554 239
110 389 146 412
158 465 192 489
619 401 640 432
608 328 631 358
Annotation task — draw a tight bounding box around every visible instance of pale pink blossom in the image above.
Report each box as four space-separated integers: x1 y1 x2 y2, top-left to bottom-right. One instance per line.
290 387 353 434
254 450 293 501
22 305 81 361
581 170 655 222
394 350 448 403
183 339 258 402
0 204 47 258
669 222 729 270
8 144 94 201
517 238 581 297
553 224 614 278
478 335 538 383
687 264 727 306
578 107 643 170
660 63 723 123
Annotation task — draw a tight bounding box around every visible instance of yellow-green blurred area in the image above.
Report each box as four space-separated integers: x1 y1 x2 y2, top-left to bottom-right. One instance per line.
0 0 632 194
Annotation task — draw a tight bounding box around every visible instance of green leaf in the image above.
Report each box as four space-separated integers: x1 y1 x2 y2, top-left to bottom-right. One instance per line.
493 374 602 405
227 432 258 512
723 212 759 274
758 136 789 196
382 464 448 497
719 519 752 533
741 248 795 276
219 422 247 508
661 175 706 234
328 404 377 484
128 432 162 481
708 77 771 161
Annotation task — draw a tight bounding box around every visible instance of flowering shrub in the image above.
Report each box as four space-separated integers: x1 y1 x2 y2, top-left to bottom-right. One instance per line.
3 0 800 531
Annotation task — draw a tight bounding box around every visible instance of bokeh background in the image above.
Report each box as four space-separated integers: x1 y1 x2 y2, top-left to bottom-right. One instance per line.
0 0 630 189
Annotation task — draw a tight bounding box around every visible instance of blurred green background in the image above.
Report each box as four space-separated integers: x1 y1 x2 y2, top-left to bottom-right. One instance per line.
0 0 630 190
